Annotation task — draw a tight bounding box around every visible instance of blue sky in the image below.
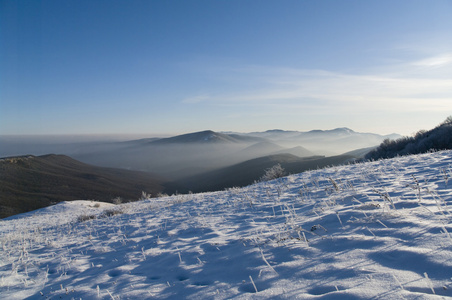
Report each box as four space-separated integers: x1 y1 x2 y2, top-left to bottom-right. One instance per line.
1 0 451 136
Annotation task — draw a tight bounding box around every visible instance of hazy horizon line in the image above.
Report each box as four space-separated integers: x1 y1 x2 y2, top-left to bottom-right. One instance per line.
0 126 404 140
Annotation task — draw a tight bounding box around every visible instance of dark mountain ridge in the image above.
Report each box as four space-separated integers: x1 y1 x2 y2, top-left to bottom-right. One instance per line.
0 154 165 218
166 153 354 194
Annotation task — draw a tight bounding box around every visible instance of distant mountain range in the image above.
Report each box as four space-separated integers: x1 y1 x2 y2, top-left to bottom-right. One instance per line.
145 128 400 149
149 130 265 145
0 127 402 218
69 127 396 173
0 128 400 159
236 128 401 155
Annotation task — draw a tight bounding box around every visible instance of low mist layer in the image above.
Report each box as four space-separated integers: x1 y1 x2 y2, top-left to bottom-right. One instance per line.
0 128 399 182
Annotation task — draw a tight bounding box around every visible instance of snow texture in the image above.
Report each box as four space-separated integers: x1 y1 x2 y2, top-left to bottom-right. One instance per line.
1 151 452 299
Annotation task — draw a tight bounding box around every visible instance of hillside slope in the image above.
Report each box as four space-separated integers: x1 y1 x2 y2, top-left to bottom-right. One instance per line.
0 154 165 218
366 117 452 160
167 153 354 193
2 151 451 299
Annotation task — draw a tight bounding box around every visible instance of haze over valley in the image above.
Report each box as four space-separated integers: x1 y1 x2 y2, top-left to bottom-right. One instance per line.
0 126 402 217
0 127 400 175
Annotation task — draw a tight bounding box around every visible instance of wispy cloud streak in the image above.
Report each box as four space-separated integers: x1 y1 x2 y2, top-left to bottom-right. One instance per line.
412 53 452 67
182 54 452 115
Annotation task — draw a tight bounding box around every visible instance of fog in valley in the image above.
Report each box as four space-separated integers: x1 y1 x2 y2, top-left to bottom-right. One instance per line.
0 129 400 183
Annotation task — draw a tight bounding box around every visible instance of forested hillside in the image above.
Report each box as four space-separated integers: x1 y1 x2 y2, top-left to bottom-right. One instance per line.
366 117 452 160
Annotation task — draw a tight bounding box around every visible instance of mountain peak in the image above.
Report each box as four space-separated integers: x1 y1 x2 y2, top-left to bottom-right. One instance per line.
150 130 240 144
332 127 355 133
306 127 356 135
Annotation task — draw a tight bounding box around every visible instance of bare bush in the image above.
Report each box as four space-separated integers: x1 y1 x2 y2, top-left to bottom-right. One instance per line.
77 214 97 223
140 191 152 200
101 208 124 218
112 197 122 205
261 164 286 182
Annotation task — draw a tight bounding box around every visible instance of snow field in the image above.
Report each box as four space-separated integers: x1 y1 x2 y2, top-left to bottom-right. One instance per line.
1 150 452 299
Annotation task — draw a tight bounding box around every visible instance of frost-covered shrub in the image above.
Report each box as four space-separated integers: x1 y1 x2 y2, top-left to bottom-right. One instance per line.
112 197 122 205
101 207 124 218
366 116 452 160
261 164 286 182
77 214 97 223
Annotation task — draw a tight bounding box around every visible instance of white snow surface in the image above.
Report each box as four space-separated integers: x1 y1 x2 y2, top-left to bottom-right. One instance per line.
2 151 452 299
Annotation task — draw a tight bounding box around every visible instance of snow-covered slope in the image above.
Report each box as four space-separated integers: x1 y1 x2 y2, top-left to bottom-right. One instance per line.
1 151 452 299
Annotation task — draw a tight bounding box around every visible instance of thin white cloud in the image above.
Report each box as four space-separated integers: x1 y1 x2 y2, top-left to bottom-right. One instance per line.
412 53 452 67
181 54 452 116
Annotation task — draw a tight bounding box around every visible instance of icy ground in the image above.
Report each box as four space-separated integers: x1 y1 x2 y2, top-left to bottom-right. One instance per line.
1 151 452 299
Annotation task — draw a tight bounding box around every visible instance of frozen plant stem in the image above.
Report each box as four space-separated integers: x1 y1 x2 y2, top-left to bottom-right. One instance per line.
412 175 422 202
441 225 452 240
302 232 309 247
373 189 395 210
424 272 435 294
260 249 278 275
141 246 146 260
392 273 404 290
249 275 258 293
376 219 388 228
329 177 340 192
440 167 449 186
336 212 344 228
366 227 376 237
